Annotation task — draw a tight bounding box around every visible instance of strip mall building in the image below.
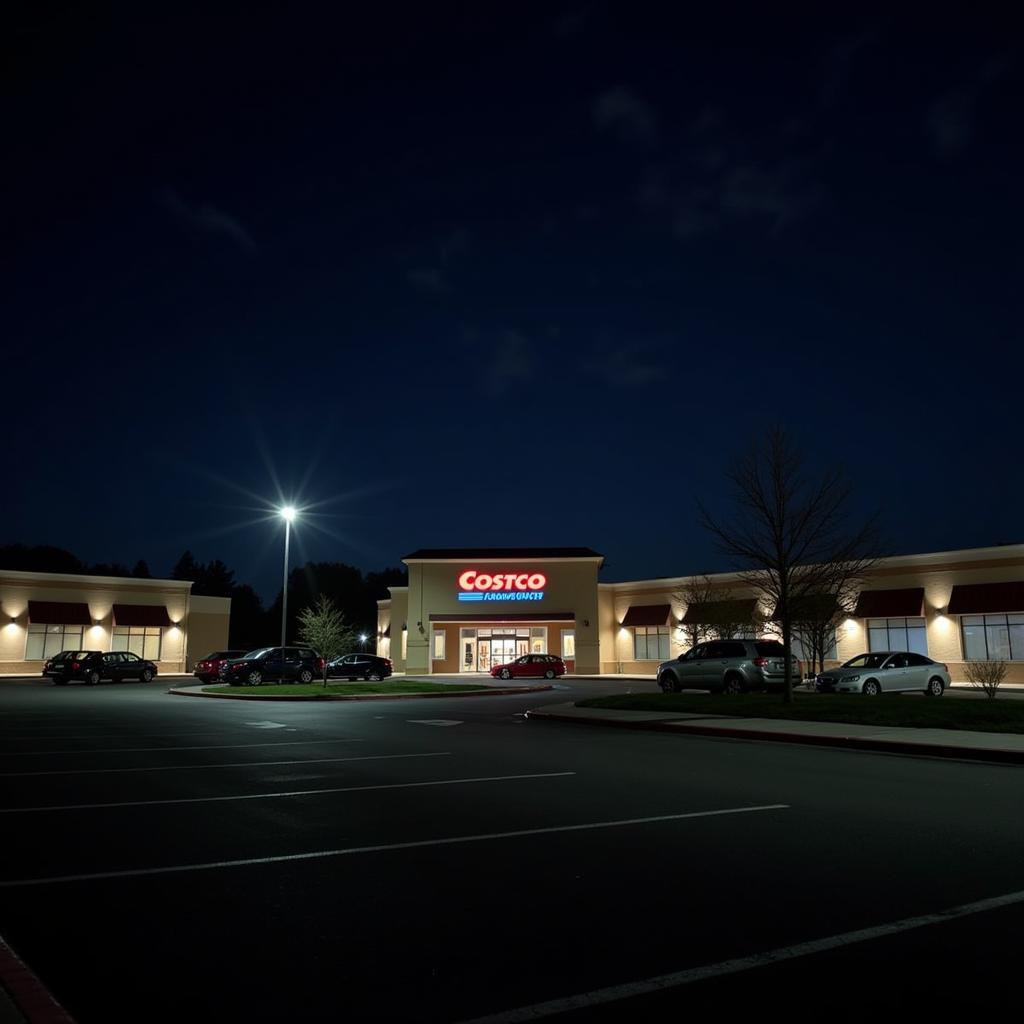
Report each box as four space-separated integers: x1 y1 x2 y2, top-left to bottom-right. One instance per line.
377 545 1024 683
0 570 231 675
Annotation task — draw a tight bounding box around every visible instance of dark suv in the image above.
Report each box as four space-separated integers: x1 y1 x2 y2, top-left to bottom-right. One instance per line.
219 646 325 686
327 653 393 681
657 639 802 694
44 650 158 685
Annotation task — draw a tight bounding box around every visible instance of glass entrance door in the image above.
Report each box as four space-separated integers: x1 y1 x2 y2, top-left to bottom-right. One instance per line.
489 637 518 667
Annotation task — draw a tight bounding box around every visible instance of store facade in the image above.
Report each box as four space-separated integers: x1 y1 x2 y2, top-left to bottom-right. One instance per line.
378 544 1024 683
0 569 231 675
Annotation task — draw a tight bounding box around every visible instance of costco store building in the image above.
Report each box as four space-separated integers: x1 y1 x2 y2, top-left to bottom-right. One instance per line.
377 545 1024 683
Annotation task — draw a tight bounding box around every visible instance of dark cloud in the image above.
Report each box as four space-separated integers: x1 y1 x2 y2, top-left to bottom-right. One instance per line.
592 87 658 145
159 189 255 250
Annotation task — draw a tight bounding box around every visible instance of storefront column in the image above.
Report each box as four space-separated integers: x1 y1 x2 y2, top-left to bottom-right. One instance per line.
574 590 601 675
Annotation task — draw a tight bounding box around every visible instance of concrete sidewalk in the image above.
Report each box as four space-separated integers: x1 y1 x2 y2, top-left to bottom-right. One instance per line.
526 701 1024 764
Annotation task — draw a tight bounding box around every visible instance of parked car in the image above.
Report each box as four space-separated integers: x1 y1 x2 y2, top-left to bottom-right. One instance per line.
815 652 949 696
657 639 802 694
218 646 325 686
327 653 393 681
193 649 249 683
44 650 158 685
490 654 566 680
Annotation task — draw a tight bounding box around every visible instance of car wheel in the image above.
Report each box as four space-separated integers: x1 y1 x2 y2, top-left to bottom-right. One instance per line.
297 669 313 684
500 668 512 680
248 670 263 685
544 669 555 679
862 679 881 696
925 676 945 697
87 670 100 686
140 668 153 683
659 672 679 694
367 672 382 681
723 674 744 695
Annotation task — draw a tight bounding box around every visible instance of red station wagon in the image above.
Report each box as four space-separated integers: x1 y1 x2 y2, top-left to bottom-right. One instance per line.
193 650 249 683
490 653 566 680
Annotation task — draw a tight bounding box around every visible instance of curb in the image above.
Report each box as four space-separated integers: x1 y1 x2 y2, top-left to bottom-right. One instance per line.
168 684 553 701
525 708 1024 766
0 936 75 1024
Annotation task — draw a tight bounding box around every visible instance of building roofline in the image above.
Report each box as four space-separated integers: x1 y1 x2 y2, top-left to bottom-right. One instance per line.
0 569 193 589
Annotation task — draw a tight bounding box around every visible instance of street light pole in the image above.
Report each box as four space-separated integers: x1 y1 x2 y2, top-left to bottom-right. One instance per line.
279 507 296 660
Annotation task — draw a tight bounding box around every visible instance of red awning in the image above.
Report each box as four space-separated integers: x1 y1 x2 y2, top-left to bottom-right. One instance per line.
947 582 1024 615
112 604 172 627
682 598 758 625
621 604 671 627
770 594 839 621
27 601 92 625
853 588 924 618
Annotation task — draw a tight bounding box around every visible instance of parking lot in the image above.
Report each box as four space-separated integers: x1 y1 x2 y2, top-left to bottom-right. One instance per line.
3 678 1024 1021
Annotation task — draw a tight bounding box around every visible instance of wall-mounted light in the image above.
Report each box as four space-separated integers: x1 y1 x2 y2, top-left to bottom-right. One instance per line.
583 619 590 628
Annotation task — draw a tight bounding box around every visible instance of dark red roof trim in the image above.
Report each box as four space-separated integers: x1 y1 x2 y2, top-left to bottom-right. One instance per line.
947 582 1024 615
853 588 924 618
621 604 672 627
112 604 172 627
27 601 92 625
682 598 758 625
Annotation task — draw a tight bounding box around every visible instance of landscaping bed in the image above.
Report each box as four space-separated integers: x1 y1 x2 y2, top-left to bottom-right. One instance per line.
577 692 1024 733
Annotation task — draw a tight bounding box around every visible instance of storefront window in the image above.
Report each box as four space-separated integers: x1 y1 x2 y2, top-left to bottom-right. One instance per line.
561 630 576 659
113 626 162 661
25 624 85 660
633 626 669 661
432 628 446 660
530 627 547 654
961 614 1024 661
867 618 927 656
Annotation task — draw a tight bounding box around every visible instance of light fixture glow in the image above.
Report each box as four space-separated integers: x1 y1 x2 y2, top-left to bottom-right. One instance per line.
280 506 297 522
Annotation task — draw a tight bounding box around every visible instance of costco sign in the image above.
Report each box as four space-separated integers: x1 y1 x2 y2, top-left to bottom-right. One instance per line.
457 570 547 602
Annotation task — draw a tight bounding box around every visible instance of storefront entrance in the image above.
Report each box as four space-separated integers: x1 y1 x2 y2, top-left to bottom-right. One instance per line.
460 627 542 672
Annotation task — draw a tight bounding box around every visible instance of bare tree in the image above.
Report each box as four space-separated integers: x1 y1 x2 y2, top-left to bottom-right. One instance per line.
788 560 871 676
697 425 880 703
964 659 1007 699
674 575 764 647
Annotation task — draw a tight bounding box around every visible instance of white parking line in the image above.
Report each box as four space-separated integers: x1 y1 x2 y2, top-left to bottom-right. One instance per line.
0 739 365 757
454 888 1024 1022
0 771 577 814
0 751 451 778
0 804 786 887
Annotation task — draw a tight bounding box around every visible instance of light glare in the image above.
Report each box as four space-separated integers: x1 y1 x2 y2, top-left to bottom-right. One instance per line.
280 506 297 522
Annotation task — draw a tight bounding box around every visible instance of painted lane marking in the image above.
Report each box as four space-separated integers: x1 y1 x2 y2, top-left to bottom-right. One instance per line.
453 888 1024 1023
0 739 365 758
408 719 463 727
243 721 288 729
0 751 446 779
0 771 577 814
0 804 786 888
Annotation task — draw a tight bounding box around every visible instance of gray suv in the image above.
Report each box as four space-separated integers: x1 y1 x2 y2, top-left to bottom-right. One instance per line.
657 639 801 694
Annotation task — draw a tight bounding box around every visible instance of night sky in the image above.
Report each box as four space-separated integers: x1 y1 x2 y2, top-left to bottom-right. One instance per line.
6 3 1023 601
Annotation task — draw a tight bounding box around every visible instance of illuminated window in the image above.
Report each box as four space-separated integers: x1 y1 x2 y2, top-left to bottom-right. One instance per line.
961 614 1024 661
530 627 547 653
633 626 669 661
112 626 162 661
867 618 927 656
25 624 85 660
432 628 446 660
561 630 575 659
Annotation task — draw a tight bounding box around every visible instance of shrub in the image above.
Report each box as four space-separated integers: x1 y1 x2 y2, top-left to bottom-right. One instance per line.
964 659 1008 700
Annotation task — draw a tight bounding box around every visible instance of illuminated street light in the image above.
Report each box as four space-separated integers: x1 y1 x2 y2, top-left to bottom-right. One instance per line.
278 506 298 661
359 633 368 651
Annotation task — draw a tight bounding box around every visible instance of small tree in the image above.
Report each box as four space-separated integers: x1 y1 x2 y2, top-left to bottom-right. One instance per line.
964 659 1007 700
297 595 357 686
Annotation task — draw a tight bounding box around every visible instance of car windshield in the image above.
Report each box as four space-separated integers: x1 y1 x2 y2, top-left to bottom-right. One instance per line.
843 653 889 669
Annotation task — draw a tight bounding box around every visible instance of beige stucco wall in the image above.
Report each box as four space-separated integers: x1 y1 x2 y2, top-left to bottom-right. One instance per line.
377 588 408 672
0 571 230 676
183 595 233 671
403 557 602 674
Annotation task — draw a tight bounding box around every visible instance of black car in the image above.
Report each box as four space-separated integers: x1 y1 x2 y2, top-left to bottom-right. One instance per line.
44 650 158 685
327 653 393 681
219 646 325 686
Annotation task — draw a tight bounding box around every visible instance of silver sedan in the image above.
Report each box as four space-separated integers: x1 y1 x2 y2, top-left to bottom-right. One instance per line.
816 652 950 696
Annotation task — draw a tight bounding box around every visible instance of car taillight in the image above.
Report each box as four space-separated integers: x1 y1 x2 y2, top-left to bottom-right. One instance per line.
72 662 80 670
317 658 325 671
385 659 392 668
753 657 768 668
